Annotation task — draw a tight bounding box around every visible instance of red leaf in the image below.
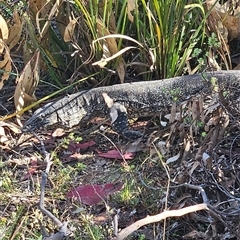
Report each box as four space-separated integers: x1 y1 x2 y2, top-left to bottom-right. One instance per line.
21 158 38 181
68 140 96 151
97 149 135 160
66 182 124 205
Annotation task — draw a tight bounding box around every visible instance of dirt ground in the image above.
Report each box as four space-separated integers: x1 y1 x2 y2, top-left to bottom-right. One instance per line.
0 86 240 240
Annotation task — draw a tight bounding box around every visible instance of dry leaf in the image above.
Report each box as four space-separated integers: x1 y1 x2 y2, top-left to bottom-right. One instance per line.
188 161 200 176
202 152 212 169
189 98 200 135
56 3 69 38
0 14 12 88
23 41 33 66
64 17 78 42
169 102 177 123
0 14 9 40
52 128 66 137
0 121 21 134
183 230 206 239
0 126 8 143
29 0 46 14
206 0 240 40
37 0 59 38
97 149 135 160
6 12 23 50
67 182 124 205
92 46 135 67
127 0 136 22
96 19 118 56
94 20 128 81
14 50 40 123
182 139 191 161
67 140 96 152
166 152 181 164
109 11 117 31
116 59 126 83
157 141 168 155
0 41 12 89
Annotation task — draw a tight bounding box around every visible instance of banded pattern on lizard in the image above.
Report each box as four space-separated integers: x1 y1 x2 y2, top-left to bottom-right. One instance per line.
22 71 240 136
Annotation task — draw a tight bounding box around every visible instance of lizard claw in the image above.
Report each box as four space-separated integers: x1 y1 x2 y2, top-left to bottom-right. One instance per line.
102 93 143 140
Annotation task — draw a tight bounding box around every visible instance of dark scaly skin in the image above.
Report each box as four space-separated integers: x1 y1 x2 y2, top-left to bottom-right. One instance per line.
102 93 144 139
22 71 240 134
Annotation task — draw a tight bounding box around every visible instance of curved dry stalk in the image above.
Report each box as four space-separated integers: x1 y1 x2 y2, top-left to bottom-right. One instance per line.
116 203 209 240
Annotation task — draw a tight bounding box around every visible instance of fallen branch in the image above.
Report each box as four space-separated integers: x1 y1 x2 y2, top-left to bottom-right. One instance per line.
116 203 209 240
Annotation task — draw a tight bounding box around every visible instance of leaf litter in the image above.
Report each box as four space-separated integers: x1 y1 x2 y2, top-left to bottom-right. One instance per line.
1 3 240 236
1 83 239 239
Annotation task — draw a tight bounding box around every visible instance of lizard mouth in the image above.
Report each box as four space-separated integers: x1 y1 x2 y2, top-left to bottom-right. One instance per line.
21 100 60 133
22 116 46 133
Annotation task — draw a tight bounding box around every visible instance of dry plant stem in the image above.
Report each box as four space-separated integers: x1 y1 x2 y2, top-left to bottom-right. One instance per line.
40 161 69 240
97 131 127 161
115 183 210 240
181 183 208 203
113 211 119 236
35 133 69 239
137 179 210 203
115 183 210 239
230 135 240 160
116 203 209 240
40 171 63 228
183 184 228 227
210 172 240 200
155 144 171 240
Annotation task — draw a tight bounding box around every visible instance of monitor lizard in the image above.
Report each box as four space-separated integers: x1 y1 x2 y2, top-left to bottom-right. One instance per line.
22 70 240 138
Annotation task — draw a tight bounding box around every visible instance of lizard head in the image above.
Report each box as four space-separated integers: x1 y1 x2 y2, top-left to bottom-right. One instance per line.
22 102 58 132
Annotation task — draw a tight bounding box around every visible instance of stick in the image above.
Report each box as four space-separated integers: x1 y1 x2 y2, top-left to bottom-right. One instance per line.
116 203 209 240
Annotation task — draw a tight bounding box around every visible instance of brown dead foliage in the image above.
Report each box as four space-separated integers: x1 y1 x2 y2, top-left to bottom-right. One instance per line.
1 0 240 237
0 85 239 239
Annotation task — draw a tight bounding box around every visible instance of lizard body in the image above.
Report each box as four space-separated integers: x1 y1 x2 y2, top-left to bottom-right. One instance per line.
22 71 240 135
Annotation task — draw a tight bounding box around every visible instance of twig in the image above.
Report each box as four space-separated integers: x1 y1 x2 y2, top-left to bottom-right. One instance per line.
115 183 211 239
116 203 209 240
180 183 209 204
39 171 63 228
35 133 70 240
113 209 120 237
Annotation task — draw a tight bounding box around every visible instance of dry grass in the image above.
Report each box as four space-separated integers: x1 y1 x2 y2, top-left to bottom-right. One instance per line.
1 0 240 239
